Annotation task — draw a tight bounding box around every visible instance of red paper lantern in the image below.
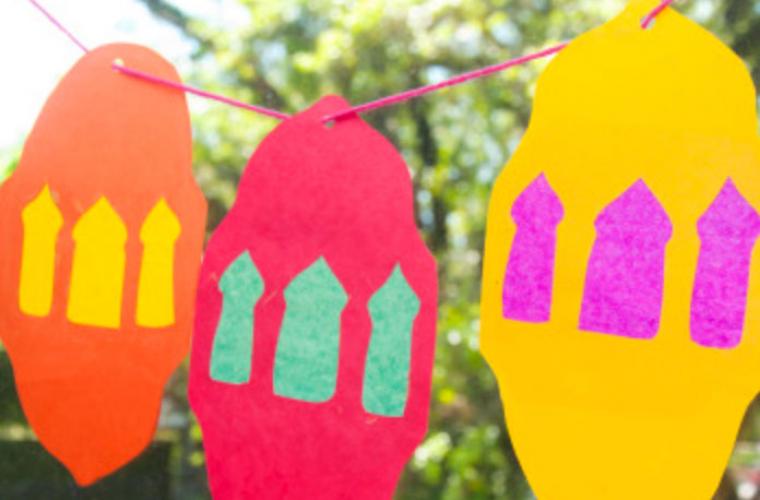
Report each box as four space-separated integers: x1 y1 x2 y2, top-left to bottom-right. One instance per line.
190 96 437 499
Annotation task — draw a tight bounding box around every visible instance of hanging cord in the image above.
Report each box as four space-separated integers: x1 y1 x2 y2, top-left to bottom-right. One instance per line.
323 0 677 122
112 64 290 120
322 43 568 123
28 0 89 54
28 0 676 122
27 0 289 120
641 0 676 28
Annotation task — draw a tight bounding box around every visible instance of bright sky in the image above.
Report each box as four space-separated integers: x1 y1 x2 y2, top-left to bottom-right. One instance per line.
0 0 247 157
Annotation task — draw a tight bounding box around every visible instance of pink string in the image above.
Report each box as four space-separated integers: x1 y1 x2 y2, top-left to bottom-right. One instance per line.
28 0 89 54
641 0 677 29
322 43 568 123
324 0 677 122
113 63 291 120
26 0 288 120
29 0 677 123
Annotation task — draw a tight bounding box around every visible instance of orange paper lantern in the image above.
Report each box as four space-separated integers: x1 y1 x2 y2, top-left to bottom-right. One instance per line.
0 44 206 485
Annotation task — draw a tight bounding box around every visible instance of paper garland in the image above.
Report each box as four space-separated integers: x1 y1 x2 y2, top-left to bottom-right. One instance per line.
0 44 207 485
480 0 760 498
189 96 438 499
2 0 758 496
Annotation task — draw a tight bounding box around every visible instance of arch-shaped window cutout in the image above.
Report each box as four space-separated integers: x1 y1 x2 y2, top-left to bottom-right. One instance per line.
362 265 420 417
274 257 347 403
579 180 672 339
691 179 760 348
19 185 63 317
503 173 564 322
210 251 264 384
67 197 127 329
136 199 181 328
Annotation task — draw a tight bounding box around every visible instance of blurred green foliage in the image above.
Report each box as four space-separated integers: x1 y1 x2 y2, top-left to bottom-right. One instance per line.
138 0 615 497
4 0 760 498
133 0 760 498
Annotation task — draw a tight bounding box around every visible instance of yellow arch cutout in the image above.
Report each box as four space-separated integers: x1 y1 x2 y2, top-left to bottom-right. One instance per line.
19 185 63 317
136 198 181 328
67 197 127 329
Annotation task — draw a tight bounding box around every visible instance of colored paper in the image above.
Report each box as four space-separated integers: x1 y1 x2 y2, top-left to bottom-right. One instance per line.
691 179 760 348
480 0 760 498
0 44 207 485
579 180 672 338
189 96 437 499
273 257 347 403
502 174 563 322
210 251 263 385
363 265 420 417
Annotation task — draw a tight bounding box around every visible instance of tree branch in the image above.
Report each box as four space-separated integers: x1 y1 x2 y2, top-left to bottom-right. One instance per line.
135 0 215 50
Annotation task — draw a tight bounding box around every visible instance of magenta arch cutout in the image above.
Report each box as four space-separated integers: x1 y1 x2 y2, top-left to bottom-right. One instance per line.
503 173 564 322
579 180 672 339
691 179 760 349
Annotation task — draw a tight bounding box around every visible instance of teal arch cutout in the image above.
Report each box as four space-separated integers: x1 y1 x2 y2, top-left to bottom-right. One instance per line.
210 251 264 384
274 257 347 403
362 265 420 417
